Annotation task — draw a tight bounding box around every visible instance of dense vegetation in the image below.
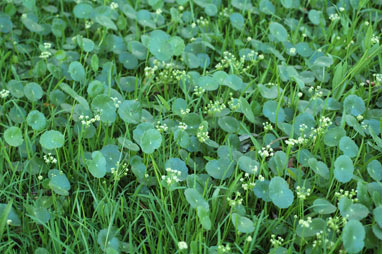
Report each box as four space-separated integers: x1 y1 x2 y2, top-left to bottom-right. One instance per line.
1 0 382 253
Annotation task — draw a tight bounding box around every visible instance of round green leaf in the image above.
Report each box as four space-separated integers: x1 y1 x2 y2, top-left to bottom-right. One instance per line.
257 84 282 99
68 61 85 82
308 158 329 179
0 14 13 33
86 151 107 178
367 160 382 181
40 130 65 150
184 188 209 211
263 100 285 123
0 203 21 226
119 52 138 69
169 36 185 56
339 136 359 158
269 22 288 42
312 198 336 214
253 180 271 202
73 3 94 19
230 13 245 30
239 97 255 123
137 10 156 28
205 158 235 180
118 100 142 124
205 4 218 16
140 129 162 154
197 76 219 91
334 155 354 183
259 0 275 14
218 116 240 133
24 82 43 102
269 176 294 208
342 220 365 254
374 206 382 228
95 15 117 30
197 206 211 230
4 126 23 147
87 80 104 98
26 205 50 224
238 156 259 174
7 80 24 98
27 110 47 131
344 95 365 116
324 126 346 147
91 95 116 123
148 30 171 61
79 37 95 52
231 213 254 233
48 169 70 196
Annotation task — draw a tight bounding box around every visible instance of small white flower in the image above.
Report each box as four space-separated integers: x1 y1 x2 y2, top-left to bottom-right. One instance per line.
38 175 43 181
110 2 119 10
178 241 188 250
156 9 162 15
289 47 296 55
7 219 12 225
339 7 345 12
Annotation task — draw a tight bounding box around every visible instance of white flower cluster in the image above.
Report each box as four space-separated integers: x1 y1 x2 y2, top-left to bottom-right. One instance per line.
85 20 94 29
270 234 284 247
79 114 101 127
263 122 273 132
111 97 122 108
298 216 312 228
228 94 241 111
373 73 382 83
144 60 188 83
334 188 358 202
289 47 297 55
39 51 52 59
43 42 52 49
329 13 340 22
193 86 205 96
162 168 181 185
204 99 226 115
196 16 209 26
327 216 346 233
285 136 308 146
0 89 10 99
197 124 209 143
180 108 190 116
312 231 334 249
178 241 188 250
215 51 260 72
217 244 231 253
371 34 380 44
219 8 232 18
39 42 53 59
110 162 129 181
110 2 119 9
308 85 323 98
226 192 243 207
156 121 168 132
178 122 188 131
258 145 274 158
296 186 312 200
240 173 256 190
43 153 57 164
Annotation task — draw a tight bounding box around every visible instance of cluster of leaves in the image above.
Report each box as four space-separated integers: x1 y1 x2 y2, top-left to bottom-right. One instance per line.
0 0 382 253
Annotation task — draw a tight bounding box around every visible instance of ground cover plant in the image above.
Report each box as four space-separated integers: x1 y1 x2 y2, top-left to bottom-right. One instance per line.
0 0 382 253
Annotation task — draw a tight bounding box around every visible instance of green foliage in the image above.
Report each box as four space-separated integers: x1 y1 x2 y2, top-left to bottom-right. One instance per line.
1 0 382 253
